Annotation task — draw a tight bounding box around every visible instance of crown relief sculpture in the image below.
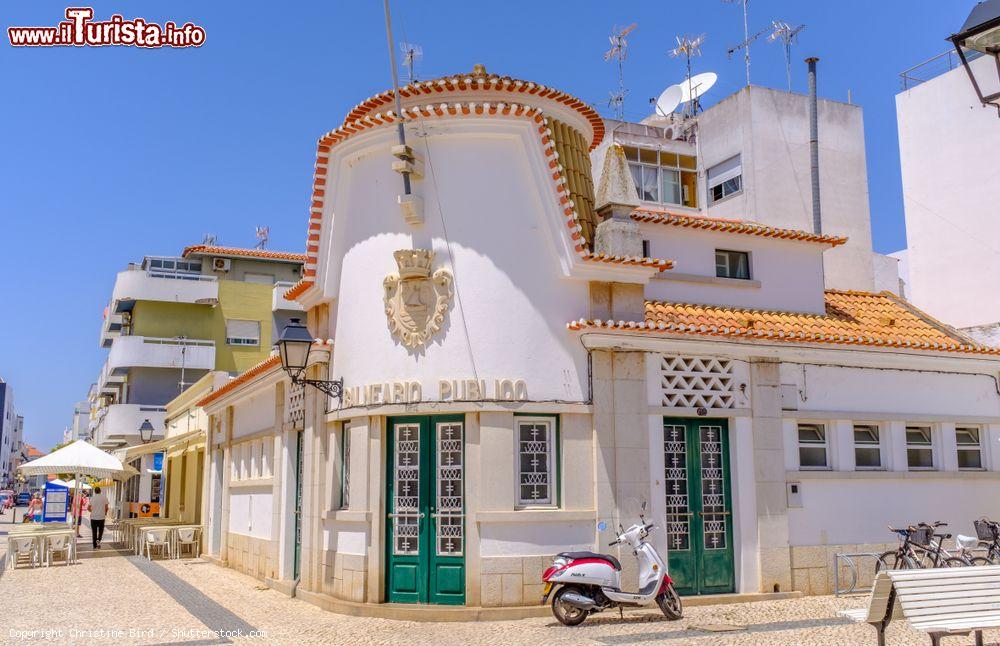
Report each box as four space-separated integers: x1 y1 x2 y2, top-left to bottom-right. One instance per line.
383 249 454 348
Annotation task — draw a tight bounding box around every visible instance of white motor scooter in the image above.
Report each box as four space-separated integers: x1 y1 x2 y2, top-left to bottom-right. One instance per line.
541 505 682 626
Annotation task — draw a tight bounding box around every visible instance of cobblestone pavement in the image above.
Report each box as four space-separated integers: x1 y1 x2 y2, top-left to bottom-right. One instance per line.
1 510 996 645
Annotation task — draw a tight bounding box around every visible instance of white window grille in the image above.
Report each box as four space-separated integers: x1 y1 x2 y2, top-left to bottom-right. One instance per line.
797 423 828 469
225 319 260 346
699 425 728 550
906 426 935 470
436 422 464 556
663 424 690 552
285 381 305 429
956 426 983 470
854 424 882 470
392 423 421 555
660 356 736 409
517 417 555 506
341 426 351 509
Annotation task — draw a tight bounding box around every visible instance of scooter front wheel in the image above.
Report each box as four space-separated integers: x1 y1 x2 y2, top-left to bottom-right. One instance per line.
656 583 683 620
551 586 589 626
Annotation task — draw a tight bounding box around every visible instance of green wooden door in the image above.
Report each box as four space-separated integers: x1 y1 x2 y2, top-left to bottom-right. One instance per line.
663 419 735 595
385 416 466 605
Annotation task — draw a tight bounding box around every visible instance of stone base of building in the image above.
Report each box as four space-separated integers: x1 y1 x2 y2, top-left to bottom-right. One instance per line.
295 587 803 622
225 533 277 582
789 543 896 595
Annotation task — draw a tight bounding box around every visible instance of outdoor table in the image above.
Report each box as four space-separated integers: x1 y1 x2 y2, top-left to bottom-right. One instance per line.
132 520 182 556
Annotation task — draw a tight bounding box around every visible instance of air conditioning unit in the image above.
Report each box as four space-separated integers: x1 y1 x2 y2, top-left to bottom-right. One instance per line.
213 257 231 272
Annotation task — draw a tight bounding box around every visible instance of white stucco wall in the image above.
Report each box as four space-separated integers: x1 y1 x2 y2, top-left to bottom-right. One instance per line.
228 487 273 539
698 87 875 292
896 56 1000 328
231 387 276 439
320 120 591 403
778 363 1000 418
643 226 828 313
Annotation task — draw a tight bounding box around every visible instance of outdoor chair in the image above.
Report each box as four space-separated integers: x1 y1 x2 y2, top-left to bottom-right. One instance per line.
45 534 71 567
144 528 172 561
174 527 201 559
8 537 39 570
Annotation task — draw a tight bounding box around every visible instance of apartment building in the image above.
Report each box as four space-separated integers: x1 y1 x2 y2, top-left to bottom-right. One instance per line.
0 381 18 489
89 244 304 515
592 84 898 296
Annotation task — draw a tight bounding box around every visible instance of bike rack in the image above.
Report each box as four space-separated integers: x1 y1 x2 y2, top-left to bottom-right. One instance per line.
833 552 883 597
834 549 995 596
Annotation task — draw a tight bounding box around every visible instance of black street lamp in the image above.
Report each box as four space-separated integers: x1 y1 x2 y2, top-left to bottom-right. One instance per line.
950 0 1000 115
275 318 344 403
138 418 155 444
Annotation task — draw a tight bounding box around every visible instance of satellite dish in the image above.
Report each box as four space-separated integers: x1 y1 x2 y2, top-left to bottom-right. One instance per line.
679 72 718 103
654 85 683 116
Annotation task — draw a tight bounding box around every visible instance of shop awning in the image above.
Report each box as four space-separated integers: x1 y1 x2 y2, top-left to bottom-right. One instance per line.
114 429 206 462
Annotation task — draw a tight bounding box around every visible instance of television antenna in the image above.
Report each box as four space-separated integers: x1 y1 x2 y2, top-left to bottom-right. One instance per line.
400 42 422 84
727 23 772 75
604 23 637 119
723 0 752 86
202 234 217 245
254 226 269 249
769 21 806 91
669 34 707 114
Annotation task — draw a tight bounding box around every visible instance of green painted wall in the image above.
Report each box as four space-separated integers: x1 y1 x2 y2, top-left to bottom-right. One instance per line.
131 279 275 374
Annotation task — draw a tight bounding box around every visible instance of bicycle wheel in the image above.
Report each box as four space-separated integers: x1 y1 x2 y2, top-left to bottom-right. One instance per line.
876 551 917 572
943 557 969 567
969 557 992 566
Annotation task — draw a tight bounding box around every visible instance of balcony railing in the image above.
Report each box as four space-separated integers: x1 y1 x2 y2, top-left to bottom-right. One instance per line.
111 267 219 312
107 336 216 373
94 404 166 448
273 281 304 311
900 49 983 90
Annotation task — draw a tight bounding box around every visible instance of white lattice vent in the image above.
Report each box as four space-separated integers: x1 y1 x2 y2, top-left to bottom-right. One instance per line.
286 382 306 428
660 356 735 409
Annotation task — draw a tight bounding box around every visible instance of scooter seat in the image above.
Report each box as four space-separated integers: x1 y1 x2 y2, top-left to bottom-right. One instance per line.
558 551 622 571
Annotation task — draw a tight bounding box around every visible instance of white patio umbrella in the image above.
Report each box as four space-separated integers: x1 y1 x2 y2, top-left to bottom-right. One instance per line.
63 479 93 490
18 440 138 532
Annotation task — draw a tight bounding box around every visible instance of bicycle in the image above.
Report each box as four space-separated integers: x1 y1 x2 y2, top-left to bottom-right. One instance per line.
973 517 1000 564
912 521 970 567
877 522 967 572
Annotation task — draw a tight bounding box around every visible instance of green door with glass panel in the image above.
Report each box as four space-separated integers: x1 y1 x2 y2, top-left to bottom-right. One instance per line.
663 419 735 595
385 415 465 605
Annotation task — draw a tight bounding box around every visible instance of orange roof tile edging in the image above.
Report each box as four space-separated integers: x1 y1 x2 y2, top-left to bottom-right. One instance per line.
631 209 848 247
567 290 1000 355
196 356 281 408
182 245 306 262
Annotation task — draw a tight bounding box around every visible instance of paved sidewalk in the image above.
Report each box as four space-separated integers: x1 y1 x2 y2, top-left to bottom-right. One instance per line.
1 520 996 645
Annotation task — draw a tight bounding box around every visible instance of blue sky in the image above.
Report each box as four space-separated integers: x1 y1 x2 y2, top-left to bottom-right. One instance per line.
0 1 973 449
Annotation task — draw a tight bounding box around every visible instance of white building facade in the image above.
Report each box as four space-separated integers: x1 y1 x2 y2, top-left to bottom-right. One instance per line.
195 69 1000 616
896 52 1000 334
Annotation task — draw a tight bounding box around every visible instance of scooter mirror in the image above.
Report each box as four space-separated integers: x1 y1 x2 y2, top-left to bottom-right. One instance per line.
597 521 607 532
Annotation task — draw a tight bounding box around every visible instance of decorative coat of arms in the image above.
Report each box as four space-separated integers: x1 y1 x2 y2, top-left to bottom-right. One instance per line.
383 249 453 348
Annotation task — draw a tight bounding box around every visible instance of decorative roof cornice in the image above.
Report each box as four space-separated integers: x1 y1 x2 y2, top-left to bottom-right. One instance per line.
182 245 306 262
630 209 848 247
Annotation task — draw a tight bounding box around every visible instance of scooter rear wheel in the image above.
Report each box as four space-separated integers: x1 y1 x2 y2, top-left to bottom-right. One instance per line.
656 583 683 620
551 586 589 626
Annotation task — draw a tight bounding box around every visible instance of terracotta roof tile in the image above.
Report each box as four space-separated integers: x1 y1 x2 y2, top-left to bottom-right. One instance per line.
581 252 674 271
196 356 281 408
182 245 306 262
631 209 848 247
567 290 999 355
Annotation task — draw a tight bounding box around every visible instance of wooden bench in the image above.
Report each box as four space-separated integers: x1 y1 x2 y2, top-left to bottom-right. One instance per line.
839 566 1000 645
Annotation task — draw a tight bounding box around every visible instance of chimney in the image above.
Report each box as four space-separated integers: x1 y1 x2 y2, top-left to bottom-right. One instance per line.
805 57 822 235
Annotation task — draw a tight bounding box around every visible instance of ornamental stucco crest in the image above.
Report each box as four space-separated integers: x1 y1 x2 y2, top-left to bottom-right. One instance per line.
383 249 453 349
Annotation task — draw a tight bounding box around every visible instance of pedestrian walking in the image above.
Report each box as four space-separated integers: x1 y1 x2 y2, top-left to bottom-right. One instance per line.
72 490 88 536
26 492 43 523
87 487 109 549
